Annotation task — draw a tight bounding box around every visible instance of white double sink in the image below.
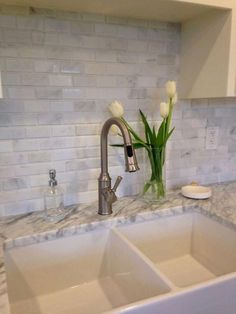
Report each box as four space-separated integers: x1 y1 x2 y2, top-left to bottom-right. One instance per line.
4 212 236 314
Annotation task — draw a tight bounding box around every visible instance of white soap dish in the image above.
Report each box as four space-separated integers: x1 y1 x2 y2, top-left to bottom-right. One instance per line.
181 185 212 200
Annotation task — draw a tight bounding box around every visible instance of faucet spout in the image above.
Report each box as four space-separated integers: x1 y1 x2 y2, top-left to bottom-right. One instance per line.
98 117 139 215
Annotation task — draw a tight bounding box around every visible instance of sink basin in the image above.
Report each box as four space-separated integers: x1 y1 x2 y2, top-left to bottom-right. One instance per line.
4 211 236 314
117 212 236 288
5 228 170 314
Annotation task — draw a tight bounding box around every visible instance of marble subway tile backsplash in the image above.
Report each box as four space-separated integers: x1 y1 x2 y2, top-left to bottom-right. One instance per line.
0 7 236 216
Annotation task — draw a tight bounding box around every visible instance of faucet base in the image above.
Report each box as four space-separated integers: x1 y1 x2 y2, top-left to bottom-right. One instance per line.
98 173 112 215
98 210 112 215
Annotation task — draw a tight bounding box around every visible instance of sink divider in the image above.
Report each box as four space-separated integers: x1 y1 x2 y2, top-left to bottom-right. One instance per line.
111 227 176 291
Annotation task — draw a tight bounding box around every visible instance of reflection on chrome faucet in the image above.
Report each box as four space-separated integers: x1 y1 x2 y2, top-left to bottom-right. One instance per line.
98 117 139 215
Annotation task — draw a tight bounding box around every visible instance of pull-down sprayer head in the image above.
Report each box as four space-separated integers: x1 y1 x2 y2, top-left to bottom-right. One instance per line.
124 144 139 172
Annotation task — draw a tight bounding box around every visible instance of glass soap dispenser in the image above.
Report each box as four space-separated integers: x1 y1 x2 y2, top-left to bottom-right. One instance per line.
44 169 65 222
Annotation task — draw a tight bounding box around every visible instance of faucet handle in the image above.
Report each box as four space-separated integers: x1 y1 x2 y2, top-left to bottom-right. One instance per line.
102 188 117 204
112 176 123 192
101 176 123 209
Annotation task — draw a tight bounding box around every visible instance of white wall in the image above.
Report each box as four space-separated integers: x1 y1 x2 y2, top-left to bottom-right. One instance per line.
0 7 235 216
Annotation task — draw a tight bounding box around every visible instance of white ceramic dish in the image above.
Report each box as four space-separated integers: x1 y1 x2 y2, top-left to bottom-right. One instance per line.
181 185 212 199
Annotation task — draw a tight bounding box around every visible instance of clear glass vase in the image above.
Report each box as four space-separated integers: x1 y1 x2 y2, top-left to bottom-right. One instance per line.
140 146 166 202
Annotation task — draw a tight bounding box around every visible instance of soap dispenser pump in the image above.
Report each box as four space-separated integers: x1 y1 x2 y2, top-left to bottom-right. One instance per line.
44 169 65 222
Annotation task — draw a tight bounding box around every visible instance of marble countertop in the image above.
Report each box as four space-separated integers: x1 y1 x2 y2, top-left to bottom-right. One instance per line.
1 181 236 314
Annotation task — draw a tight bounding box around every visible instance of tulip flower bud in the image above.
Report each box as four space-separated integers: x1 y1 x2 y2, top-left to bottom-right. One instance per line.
110 125 120 136
108 100 124 118
166 81 176 98
172 92 178 105
160 102 169 118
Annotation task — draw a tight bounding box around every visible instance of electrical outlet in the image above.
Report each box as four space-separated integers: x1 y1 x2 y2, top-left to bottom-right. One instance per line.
205 127 219 150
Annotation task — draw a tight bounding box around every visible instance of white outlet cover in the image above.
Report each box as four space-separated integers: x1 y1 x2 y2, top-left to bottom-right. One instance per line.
205 127 219 150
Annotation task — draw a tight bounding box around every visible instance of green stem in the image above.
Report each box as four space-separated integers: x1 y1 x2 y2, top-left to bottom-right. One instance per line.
161 119 166 167
143 143 166 199
166 97 173 135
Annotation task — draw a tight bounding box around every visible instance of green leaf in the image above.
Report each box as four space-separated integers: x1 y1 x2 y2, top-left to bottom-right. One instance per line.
156 119 166 147
133 143 146 149
152 126 157 141
139 110 155 145
111 142 146 149
129 127 144 143
152 146 162 179
164 127 175 145
121 118 141 141
110 144 125 147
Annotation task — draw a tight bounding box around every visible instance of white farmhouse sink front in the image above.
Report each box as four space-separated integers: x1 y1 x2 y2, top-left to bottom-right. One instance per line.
4 212 236 314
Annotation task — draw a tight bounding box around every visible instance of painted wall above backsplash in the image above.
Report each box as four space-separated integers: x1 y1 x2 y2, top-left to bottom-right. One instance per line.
0 6 236 217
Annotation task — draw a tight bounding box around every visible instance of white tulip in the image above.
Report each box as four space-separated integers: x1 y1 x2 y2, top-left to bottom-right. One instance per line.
172 92 178 105
108 100 124 118
166 81 176 98
160 102 169 118
110 125 120 136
